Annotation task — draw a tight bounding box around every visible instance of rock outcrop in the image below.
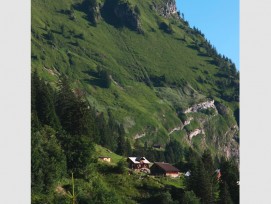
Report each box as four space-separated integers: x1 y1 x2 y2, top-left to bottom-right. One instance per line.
134 132 146 139
162 0 177 17
215 101 229 116
153 0 178 18
188 129 205 140
184 100 216 113
114 2 141 32
169 125 182 135
79 0 102 25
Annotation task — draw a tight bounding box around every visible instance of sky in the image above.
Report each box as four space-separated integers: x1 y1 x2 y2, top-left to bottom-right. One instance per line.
176 0 239 70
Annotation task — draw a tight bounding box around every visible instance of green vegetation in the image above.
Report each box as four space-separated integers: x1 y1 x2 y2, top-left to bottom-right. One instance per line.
32 0 239 203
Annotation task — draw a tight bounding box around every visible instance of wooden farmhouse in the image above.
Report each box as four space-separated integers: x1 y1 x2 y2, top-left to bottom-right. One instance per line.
98 156 111 163
127 157 150 171
150 162 180 178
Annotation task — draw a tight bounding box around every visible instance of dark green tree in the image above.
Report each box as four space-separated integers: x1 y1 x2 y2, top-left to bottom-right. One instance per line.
31 71 61 130
31 126 67 193
182 191 200 204
57 131 94 176
56 75 95 137
125 139 132 156
219 158 239 204
96 113 111 149
115 159 127 174
164 140 183 164
134 5 140 15
150 191 176 204
100 70 111 88
219 182 233 204
116 124 126 156
202 149 215 175
185 148 213 204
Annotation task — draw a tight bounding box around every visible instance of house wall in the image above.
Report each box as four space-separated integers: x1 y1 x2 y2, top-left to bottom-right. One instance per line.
99 157 111 163
165 172 179 178
151 164 179 177
103 158 111 162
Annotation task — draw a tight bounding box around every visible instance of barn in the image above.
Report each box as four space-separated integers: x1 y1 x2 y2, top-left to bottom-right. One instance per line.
150 162 180 178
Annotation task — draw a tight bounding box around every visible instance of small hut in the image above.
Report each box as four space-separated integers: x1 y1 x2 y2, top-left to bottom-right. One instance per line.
98 156 111 163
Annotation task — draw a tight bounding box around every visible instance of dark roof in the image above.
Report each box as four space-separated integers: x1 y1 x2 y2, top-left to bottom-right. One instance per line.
135 157 146 161
152 162 179 172
127 157 150 164
99 156 111 158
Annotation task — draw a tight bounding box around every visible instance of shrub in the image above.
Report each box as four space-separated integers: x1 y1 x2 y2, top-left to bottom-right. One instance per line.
115 159 127 174
159 22 174 34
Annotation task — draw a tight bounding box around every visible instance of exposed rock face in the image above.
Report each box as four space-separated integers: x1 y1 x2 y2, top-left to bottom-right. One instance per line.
215 101 228 116
79 0 102 25
188 129 205 140
169 125 181 135
183 117 193 126
184 100 216 113
154 0 177 18
134 132 146 139
162 0 177 17
114 2 141 31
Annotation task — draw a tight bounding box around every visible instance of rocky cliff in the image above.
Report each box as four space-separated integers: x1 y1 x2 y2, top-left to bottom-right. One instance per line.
153 0 178 18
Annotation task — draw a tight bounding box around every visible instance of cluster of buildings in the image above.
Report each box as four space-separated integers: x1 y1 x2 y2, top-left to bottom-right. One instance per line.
99 156 180 178
98 156 223 181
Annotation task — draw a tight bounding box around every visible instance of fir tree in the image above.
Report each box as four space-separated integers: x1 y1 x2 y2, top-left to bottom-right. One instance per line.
220 158 239 204
116 124 126 156
219 182 233 204
202 149 214 175
32 71 61 129
182 191 200 204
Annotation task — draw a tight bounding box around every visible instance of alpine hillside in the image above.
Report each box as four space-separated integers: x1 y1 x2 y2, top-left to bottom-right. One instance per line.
31 0 240 203
31 0 239 170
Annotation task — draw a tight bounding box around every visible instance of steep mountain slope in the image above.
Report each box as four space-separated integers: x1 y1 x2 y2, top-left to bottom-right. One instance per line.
31 0 239 160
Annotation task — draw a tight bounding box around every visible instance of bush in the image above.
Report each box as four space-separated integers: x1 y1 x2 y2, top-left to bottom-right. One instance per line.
150 191 177 204
159 22 174 34
115 159 127 174
134 5 140 15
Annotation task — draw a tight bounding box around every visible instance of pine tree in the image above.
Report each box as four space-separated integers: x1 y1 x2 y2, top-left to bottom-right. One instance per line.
164 140 183 164
32 71 61 129
125 139 132 156
96 113 111 148
202 149 214 175
56 75 95 137
220 159 239 204
31 126 67 193
182 191 200 204
116 124 126 156
186 149 213 204
219 182 233 204
57 131 94 176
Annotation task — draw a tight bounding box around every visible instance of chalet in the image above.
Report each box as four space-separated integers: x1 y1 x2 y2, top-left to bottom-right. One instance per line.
98 156 111 163
150 162 180 178
127 157 150 171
